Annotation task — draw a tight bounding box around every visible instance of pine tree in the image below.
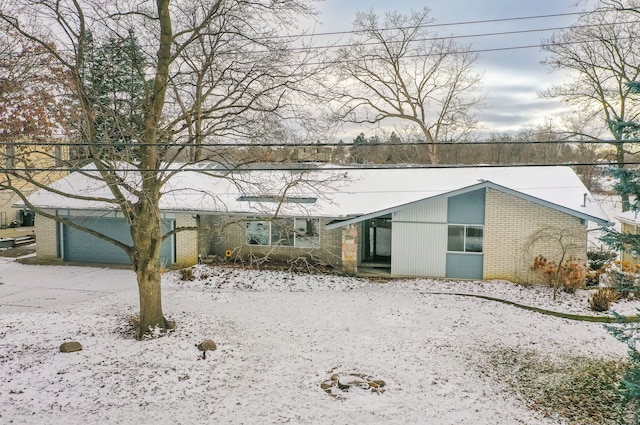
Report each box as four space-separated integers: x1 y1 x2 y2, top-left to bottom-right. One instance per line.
601 79 640 420
79 30 148 161
606 314 640 421
601 78 640 256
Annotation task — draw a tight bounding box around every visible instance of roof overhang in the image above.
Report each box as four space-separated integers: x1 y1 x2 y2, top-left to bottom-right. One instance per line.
326 181 611 230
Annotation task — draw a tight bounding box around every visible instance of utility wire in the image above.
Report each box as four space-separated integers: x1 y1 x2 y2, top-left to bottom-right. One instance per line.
1 139 636 147
4 30 637 70
0 161 635 173
272 20 639 54
0 11 629 58
267 12 586 39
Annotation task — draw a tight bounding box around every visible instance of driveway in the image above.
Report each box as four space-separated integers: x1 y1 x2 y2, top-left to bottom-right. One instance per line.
0 258 137 313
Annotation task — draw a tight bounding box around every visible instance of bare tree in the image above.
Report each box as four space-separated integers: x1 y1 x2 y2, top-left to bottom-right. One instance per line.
540 5 640 210
593 0 640 12
0 25 71 225
328 8 483 164
0 0 320 338
0 28 69 145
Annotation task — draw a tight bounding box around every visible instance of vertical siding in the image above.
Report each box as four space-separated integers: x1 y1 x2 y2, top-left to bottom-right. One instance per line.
391 198 447 277
393 197 447 223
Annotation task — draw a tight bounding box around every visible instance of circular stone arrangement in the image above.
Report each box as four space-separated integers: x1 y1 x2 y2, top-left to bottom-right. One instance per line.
320 372 386 399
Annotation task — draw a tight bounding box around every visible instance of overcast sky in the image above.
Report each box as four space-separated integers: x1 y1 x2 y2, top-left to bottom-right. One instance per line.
313 0 588 137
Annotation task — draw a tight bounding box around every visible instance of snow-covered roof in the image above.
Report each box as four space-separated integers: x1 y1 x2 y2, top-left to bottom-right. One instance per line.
23 164 610 224
616 210 640 225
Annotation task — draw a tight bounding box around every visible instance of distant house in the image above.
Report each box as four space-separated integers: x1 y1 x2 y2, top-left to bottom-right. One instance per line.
24 164 610 283
615 210 640 265
1 141 69 228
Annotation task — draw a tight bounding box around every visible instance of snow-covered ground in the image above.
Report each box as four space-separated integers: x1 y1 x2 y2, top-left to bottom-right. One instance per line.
1 259 639 425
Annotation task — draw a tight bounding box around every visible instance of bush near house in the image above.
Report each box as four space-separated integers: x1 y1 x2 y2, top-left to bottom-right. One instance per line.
531 255 587 298
589 287 620 312
586 249 618 286
601 261 640 300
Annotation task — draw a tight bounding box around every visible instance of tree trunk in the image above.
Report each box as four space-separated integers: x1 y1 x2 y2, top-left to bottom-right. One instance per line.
130 0 173 339
136 264 166 338
131 194 169 339
616 143 630 212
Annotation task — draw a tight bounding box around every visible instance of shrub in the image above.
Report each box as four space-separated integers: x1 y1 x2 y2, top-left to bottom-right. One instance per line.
531 255 556 286
559 258 586 294
179 267 195 281
586 249 617 286
589 287 620 312
587 249 618 272
602 261 640 300
531 255 586 299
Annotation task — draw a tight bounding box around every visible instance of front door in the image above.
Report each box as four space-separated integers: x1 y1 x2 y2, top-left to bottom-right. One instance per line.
362 217 392 265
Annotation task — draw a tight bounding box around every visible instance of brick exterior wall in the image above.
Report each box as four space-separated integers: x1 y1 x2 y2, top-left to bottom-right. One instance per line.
199 215 343 267
341 223 359 275
175 213 198 266
484 188 587 284
35 210 58 260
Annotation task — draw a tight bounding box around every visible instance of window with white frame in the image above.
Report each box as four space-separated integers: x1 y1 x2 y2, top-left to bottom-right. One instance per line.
246 218 320 247
447 225 483 253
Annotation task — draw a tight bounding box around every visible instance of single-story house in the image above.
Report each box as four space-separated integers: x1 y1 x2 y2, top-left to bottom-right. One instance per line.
22 164 610 283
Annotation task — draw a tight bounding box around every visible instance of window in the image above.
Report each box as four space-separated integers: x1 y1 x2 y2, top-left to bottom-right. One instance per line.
448 225 483 253
293 218 320 248
246 218 320 248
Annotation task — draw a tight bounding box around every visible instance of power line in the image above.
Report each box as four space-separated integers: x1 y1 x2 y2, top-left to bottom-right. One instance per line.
3 29 637 71
0 10 624 59
280 19 638 54
0 162 635 174
0 139 636 148
295 12 585 39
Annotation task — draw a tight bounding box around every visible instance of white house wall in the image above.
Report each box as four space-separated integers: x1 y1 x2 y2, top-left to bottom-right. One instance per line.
391 197 447 277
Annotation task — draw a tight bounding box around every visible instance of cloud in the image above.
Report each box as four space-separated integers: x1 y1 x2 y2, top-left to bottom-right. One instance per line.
314 0 582 138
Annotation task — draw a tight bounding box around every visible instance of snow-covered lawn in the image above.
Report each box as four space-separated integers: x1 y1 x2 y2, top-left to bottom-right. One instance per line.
1 260 638 425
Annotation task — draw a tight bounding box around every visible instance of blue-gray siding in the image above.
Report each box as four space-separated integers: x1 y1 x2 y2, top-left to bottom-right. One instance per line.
445 189 485 278
447 189 485 224
446 253 484 279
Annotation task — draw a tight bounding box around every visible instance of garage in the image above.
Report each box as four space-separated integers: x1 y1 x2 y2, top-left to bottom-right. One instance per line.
60 216 175 265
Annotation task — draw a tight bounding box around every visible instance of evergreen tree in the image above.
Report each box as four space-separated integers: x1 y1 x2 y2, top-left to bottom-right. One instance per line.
601 78 640 419
349 133 369 164
79 30 148 161
606 314 640 421
601 79 640 256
